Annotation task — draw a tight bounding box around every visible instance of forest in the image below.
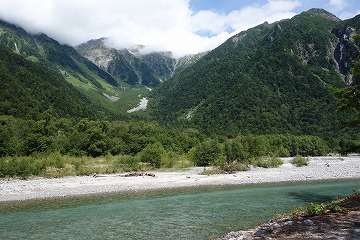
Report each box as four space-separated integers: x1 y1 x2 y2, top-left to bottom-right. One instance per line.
0 112 359 178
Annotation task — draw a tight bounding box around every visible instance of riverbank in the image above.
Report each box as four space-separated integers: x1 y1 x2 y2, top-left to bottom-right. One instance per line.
0 155 359 202
217 186 360 240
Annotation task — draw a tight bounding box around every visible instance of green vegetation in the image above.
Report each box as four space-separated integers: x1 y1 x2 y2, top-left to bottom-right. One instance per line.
274 191 360 220
0 20 153 118
290 196 348 217
335 34 360 127
306 201 346 215
150 9 358 140
0 153 139 178
290 155 308 167
0 45 108 119
253 156 283 168
0 112 340 178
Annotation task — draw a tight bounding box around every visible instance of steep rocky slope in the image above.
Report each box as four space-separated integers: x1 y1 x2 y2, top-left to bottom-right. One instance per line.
76 38 206 86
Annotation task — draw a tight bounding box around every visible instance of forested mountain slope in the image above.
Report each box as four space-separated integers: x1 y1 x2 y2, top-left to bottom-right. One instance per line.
0 20 157 116
0 45 106 119
0 20 118 89
150 9 360 137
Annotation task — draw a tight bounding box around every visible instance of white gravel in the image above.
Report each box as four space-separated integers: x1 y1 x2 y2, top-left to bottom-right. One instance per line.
0 155 359 202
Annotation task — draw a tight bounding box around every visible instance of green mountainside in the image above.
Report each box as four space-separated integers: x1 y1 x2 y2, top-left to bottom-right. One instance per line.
150 9 360 137
0 20 117 88
1 9 359 138
0 20 158 115
0 45 106 119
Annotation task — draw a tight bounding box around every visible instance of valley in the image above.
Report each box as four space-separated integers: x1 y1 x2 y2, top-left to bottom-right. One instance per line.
0 5 360 240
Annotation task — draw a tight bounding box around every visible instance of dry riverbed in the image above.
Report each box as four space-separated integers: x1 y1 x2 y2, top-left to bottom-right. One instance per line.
0 155 359 202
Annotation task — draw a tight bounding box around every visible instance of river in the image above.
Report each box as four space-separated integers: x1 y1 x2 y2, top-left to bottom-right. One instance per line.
0 180 359 240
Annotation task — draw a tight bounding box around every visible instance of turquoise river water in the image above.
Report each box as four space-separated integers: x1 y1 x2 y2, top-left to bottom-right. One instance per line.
0 179 359 240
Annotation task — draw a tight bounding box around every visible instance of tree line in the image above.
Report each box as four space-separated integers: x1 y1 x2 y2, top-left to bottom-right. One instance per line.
2 112 359 176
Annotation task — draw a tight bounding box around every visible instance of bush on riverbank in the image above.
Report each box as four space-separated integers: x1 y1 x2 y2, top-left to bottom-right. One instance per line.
252 156 283 168
291 155 308 167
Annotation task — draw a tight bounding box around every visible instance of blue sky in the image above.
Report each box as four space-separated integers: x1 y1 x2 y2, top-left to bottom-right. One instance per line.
189 0 360 19
0 0 359 57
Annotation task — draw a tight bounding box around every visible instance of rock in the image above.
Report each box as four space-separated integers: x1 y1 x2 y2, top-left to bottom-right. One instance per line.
145 173 156 177
283 220 294 226
254 229 267 237
217 231 253 240
304 219 314 225
271 223 281 229
122 172 156 177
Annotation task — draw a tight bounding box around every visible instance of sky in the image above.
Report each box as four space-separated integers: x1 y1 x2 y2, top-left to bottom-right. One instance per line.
0 0 359 57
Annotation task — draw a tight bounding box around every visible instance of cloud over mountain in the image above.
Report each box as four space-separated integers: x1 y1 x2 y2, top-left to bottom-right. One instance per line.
0 0 358 57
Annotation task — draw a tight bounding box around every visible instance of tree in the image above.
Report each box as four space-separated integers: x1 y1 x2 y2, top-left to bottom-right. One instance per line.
139 142 164 168
189 139 222 166
335 34 360 126
224 139 247 163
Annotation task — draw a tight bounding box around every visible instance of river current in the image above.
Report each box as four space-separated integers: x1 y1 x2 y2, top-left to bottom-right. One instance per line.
0 180 359 239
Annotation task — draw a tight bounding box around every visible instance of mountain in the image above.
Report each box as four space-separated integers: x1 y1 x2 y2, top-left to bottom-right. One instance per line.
135 49 207 82
150 9 360 137
76 38 206 86
0 44 107 119
0 20 118 89
0 20 155 116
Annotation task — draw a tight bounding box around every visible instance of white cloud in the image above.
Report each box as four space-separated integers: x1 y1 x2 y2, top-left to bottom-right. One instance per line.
191 0 301 35
327 0 360 20
0 0 302 57
339 10 360 20
329 0 349 11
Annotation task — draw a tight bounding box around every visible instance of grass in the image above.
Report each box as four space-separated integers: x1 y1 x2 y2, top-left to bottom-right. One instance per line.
199 161 249 175
0 152 194 179
199 168 223 175
63 66 152 116
290 196 349 217
252 156 283 168
291 155 308 167
274 193 358 220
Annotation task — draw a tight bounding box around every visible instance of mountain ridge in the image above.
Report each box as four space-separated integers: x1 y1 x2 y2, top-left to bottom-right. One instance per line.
0 20 168 116
76 38 207 86
0 44 108 119
150 9 360 137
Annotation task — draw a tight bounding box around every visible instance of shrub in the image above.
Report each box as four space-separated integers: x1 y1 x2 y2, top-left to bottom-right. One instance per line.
253 156 283 168
161 151 179 168
199 168 226 175
113 155 140 172
0 156 45 178
189 139 222 166
138 142 164 168
221 161 249 172
291 155 308 167
224 139 248 163
306 201 346 215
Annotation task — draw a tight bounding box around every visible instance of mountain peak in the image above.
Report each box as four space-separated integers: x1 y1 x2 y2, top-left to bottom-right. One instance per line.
303 8 341 22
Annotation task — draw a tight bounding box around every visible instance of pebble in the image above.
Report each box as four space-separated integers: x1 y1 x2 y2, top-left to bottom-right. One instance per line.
304 219 314 225
283 220 293 226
